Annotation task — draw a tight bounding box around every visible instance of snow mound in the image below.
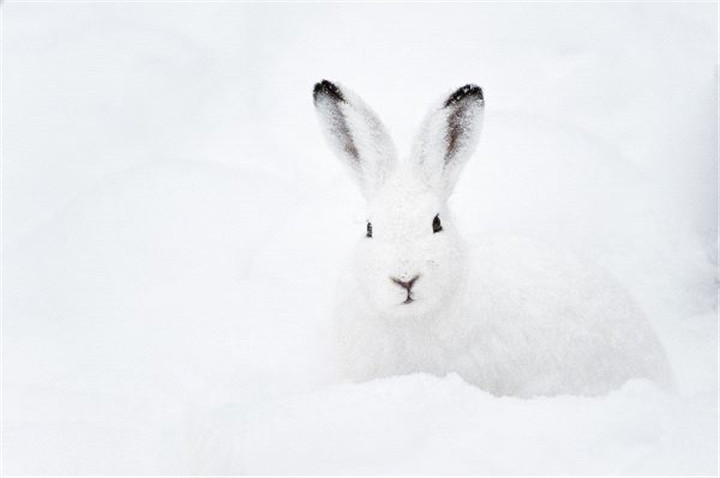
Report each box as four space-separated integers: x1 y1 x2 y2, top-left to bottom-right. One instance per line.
197 374 714 476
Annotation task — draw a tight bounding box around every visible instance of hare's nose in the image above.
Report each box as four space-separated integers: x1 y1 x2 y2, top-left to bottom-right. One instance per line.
390 275 420 291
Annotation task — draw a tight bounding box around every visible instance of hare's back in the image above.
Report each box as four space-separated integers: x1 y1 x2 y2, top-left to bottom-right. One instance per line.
464 236 671 396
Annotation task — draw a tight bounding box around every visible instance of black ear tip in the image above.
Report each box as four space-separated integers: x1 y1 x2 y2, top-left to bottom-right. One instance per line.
313 79 345 103
444 84 483 107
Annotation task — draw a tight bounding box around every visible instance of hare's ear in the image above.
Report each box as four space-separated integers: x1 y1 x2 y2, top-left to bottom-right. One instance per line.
313 80 397 197
411 84 484 195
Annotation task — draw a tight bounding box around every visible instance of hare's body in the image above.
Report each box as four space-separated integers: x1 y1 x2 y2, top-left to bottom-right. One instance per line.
314 80 672 397
335 236 671 397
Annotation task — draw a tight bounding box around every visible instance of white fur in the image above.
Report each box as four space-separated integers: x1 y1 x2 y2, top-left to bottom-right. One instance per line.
314 81 673 397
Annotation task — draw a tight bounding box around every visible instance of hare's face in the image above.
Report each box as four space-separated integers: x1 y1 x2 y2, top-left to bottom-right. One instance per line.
355 170 464 316
314 80 483 318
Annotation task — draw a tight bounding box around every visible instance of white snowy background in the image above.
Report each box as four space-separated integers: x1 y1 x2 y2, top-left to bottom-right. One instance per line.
3 2 717 475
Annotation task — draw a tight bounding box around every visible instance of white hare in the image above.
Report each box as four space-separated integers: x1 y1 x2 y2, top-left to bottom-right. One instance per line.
313 80 672 397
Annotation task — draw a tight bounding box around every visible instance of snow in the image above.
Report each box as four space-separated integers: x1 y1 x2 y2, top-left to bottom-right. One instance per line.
209 375 715 476
2 2 717 475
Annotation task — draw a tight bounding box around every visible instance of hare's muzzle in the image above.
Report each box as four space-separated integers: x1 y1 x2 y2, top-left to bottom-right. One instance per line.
390 275 421 304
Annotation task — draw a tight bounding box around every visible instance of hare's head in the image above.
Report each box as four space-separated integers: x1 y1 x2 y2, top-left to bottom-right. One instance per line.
314 81 484 318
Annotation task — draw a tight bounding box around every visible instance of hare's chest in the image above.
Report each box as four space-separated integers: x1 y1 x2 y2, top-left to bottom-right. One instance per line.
335 310 474 382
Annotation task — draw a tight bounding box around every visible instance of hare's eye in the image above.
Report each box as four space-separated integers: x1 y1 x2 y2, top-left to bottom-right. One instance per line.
366 221 373 238
432 214 443 233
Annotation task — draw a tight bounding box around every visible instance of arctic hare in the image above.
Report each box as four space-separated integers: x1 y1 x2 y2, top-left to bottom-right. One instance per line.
313 80 672 397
